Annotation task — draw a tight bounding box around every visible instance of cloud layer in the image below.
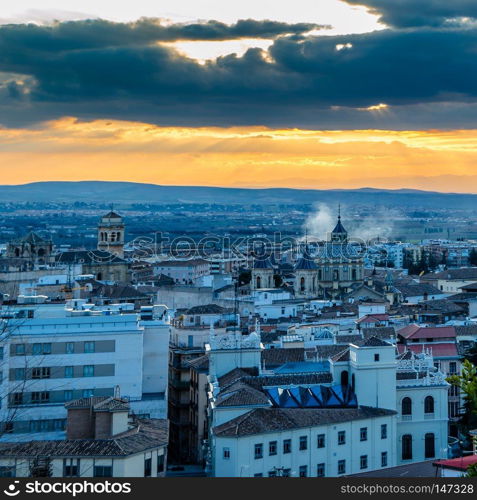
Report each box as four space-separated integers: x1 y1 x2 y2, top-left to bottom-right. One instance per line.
0 15 476 128
343 0 477 27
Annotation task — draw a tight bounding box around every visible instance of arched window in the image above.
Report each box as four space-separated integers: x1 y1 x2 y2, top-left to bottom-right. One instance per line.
425 433 435 458
256 276 261 289
402 434 412 460
300 277 305 292
340 370 349 386
424 396 434 414
402 397 412 416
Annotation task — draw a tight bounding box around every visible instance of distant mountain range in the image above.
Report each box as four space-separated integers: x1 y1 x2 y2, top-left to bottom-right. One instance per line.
0 181 475 208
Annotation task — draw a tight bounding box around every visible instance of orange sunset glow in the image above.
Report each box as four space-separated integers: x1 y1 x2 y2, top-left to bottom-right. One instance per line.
0 118 476 193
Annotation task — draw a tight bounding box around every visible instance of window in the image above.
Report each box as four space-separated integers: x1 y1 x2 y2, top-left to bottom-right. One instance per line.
381 452 388 467
84 341 95 353
83 365 95 377
269 441 277 456
283 439 291 454
402 434 412 460
360 427 368 441
32 367 50 379
374 354 380 362
338 460 346 475
381 424 387 439
449 385 459 397
360 455 368 470
94 466 112 477
338 431 346 445
402 397 412 416
449 362 457 374
157 454 165 473
15 344 25 355
316 463 325 477
12 393 23 405
33 343 51 355
31 392 49 404
254 443 263 459
64 390 73 401
223 448 230 460
0 466 15 477
425 433 435 458
299 466 307 478
65 366 74 378
144 457 152 477
299 435 308 450
449 401 459 418
424 396 434 414
317 434 325 448
82 389 94 398
63 459 80 477
66 342 75 354
14 368 25 380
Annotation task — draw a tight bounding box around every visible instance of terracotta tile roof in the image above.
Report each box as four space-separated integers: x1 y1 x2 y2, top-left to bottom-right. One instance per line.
65 396 129 412
0 419 168 457
398 324 456 340
396 343 459 358
361 336 393 347
330 348 350 363
213 406 396 437
261 348 305 368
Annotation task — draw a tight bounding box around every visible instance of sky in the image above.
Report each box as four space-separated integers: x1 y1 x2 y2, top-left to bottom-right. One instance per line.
1 0 477 192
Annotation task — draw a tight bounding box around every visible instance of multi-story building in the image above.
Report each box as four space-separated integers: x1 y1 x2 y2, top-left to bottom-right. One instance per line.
168 323 227 464
0 302 170 439
204 327 449 477
396 324 462 434
0 396 168 478
153 259 210 285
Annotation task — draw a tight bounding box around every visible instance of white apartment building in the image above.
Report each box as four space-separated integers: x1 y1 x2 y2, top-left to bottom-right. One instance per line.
0 302 170 439
205 329 449 477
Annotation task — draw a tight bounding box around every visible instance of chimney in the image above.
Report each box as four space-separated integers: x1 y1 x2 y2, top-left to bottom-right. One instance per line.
65 396 130 440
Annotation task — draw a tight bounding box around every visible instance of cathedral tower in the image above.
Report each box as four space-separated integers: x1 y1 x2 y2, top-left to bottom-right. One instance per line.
97 210 125 258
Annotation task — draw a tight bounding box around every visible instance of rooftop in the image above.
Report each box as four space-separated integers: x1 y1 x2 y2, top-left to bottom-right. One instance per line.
213 406 396 437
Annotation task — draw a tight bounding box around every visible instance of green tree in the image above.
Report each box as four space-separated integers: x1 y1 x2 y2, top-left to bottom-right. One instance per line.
467 463 477 477
447 360 477 431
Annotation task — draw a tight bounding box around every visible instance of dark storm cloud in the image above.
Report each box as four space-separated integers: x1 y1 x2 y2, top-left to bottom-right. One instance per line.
0 19 476 129
0 18 325 51
343 0 477 27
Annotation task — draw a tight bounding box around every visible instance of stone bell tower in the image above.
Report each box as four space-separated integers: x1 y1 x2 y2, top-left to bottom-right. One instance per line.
97 210 125 258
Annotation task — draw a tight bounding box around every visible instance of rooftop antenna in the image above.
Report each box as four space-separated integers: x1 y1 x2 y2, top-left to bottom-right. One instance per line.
338 203 341 221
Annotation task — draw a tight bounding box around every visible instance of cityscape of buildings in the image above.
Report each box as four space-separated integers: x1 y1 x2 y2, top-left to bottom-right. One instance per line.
0 206 475 478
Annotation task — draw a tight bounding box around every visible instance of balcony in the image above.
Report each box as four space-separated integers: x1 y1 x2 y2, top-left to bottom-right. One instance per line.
424 413 435 420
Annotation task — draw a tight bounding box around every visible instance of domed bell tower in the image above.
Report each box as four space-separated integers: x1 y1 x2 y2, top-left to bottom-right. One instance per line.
97 210 125 258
